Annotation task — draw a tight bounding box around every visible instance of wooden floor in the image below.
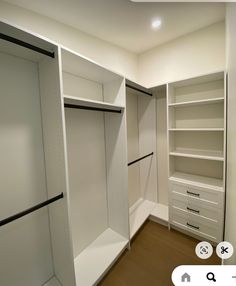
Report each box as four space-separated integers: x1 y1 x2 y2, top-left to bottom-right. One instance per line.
99 221 220 286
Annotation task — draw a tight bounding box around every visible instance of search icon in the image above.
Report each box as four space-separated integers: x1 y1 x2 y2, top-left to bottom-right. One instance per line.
207 272 216 282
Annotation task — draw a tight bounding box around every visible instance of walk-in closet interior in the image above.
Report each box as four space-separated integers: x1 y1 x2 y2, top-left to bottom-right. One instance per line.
1 1 236 285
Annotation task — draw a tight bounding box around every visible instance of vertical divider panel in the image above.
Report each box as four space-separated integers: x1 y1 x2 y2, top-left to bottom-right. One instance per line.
104 78 130 240
39 47 76 286
138 95 158 203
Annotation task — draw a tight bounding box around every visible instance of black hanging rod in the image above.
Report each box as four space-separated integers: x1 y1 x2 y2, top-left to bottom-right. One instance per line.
128 152 154 166
126 84 152 97
0 33 55 58
0 192 63 227
64 103 122 114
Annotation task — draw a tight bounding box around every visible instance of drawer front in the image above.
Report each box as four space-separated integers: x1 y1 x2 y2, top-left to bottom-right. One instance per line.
170 181 224 207
171 192 223 222
170 207 222 242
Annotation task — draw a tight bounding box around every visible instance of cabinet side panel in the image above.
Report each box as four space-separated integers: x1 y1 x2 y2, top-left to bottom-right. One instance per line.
138 96 157 202
39 50 76 286
0 52 53 286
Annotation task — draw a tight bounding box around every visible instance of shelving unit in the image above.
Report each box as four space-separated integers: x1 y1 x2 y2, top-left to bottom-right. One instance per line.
61 47 129 286
74 228 128 286
168 71 226 242
126 82 169 239
0 22 76 286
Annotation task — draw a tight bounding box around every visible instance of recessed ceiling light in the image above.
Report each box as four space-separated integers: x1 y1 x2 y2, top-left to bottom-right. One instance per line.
151 19 162 30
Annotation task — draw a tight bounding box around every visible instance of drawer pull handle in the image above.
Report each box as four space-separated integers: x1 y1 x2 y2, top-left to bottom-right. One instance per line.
187 207 200 214
187 222 200 230
187 190 200 197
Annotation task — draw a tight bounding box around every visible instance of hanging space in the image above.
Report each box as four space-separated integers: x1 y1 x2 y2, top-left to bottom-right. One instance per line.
61 48 130 286
126 81 169 239
168 71 226 243
0 22 75 286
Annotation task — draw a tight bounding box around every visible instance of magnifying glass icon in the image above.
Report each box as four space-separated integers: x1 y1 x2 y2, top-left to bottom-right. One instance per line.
207 272 216 282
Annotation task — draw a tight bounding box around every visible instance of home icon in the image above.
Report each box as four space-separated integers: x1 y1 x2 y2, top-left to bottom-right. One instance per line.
181 273 191 283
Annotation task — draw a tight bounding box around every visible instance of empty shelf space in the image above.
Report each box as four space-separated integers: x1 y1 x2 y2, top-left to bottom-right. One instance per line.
168 97 224 107
169 128 224 132
129 198 156 239
64 95 124 113
150 203 169 222
169 172 223 191
169 149 224 161
74 228 128 286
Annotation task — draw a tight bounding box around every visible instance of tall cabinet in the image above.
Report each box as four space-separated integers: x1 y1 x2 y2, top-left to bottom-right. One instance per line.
168 72 226 243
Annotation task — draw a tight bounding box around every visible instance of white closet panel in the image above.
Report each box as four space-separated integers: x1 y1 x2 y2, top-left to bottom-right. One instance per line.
126 91 141 207
156 93 168 205
0 52 53 285
65 108 108 256
138 96 157 202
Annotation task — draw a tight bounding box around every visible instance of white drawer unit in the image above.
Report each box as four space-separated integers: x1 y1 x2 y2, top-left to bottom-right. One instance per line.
170 191 223 222
170 181 224 207
170 207 223 242
169 181 225 242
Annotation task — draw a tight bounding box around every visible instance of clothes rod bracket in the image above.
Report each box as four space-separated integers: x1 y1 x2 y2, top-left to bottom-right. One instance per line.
0 193 63 227
128 152 154 166
64 103 122 114
0 33 55 58
126 84 152 97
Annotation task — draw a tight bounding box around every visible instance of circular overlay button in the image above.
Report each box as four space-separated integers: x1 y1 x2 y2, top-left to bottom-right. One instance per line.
195 241 213 259
216 241 234 260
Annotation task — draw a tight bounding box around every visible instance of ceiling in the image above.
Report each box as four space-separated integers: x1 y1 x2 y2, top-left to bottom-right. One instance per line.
4 0 225 53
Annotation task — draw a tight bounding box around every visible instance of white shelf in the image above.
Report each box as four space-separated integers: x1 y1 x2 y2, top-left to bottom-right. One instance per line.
169 172 223 191
150 203 169 222
129 198 156 239
64 94 125 112
169 149 224 161
169 128 224 132
168 97 224 107
74 228 128 286
43 277 61 286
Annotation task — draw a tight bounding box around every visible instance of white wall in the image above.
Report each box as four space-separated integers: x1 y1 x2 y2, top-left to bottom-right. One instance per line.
138 21 226 87
0 1 138 81
225 3 236 265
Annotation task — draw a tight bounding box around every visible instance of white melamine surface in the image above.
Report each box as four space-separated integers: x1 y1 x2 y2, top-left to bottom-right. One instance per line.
61 48 120 84
169 128 224 131
156 92 169 205
65 108 108 257
169 172 223 191
150 204 169 222
168 97 224 107
0 52 54 286
225 3 236 264
74 228 128 286
169 149 224 161
126 90 141 207
129 199 156 238
138 95 157 202
64 95 124 111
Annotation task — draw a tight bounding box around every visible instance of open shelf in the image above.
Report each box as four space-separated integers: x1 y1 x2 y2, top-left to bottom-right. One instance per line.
74 228 128 286
168 97 224 107
169 128 224 131
169 149 224 161
169 172 223 191
150 203 169 222
129 199 156 239
63 94 124 113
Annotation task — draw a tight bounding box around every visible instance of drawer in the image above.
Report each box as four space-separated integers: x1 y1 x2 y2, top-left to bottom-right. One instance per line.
171 192 223 222
169 181 224 206
170 207 222 242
